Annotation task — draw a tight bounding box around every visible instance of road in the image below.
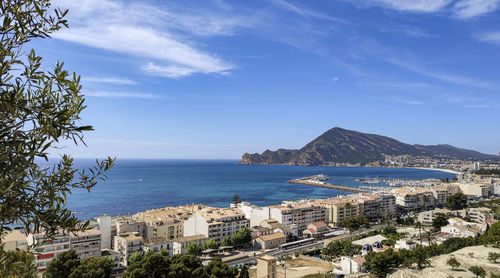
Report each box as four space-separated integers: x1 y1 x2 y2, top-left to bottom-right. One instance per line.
226 241 324 266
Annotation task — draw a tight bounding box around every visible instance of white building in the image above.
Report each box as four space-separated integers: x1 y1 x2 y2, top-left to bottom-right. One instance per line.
101 249 125 277
143 236 173 256
115 217 153 240
28 229 101 272
395 239 416 250
269 202 327 234
97 215 112 249
172 235 208 255
459 183 493 197
237 202 271 227
473 162 480 172
2 230 28 252
183 207 249 243
114 232 143 267
334 256 366 274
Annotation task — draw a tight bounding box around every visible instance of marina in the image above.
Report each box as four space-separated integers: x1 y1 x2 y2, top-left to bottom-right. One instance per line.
288 174 371 193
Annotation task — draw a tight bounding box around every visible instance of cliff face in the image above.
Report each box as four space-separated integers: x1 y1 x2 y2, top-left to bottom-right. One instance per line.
239 127 498 166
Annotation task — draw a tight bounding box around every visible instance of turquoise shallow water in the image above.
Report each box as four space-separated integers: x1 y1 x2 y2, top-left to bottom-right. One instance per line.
60 159 455 220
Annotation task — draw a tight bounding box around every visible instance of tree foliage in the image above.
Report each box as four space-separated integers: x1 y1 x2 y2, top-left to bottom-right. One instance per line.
488 252 500 263
203 238 219 250
68 257 114 278
321 240 360 260
364 248 401 277
232 194 241 207
222 237 234 247
44 249 80 278
0 0 114 248
44 250 113 278
341 216 368 233
232 228 252 247
186 242 201 256
124 252 238 278
469 265 486 278
0 248 38 278
432 213 449 232
446 255 460 270
445 192 468 210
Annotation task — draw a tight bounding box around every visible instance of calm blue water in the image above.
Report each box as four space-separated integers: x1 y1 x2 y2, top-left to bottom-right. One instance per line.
61 159 454 220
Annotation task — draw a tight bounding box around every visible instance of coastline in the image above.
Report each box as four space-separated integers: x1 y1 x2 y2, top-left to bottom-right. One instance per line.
411 167 461 175
239 162 462 176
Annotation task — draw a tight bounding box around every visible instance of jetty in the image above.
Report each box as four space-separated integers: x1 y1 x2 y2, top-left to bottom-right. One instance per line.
288 175 370 193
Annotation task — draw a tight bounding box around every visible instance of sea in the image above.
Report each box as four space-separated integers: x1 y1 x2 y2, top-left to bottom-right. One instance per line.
59 159 455 220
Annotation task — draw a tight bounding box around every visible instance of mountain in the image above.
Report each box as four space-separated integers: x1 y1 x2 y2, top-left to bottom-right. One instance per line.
239 127 499 166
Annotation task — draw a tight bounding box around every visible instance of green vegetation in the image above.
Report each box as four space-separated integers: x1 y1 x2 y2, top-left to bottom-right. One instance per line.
44 250 113 278
488 252 500 263
396 215 415 226
363 222 500 277
300 274 336 278
341 216 369 232
124 252 238 278
295 248 321 257
186 242 201 255
0 0 114 246
468 198 500 219
364 248 401 277
238 265 249 278
432 213 449 232
222 237 234 246
469 265 486 278
203 238 220 250
322 240 361 260
446 255 460 270
0 249 38 278
474 169 500 176
232 194 241 207
445 192 468 210
220 228 252 248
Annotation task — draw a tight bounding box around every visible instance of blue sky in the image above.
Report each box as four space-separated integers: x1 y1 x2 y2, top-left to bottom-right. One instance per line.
36 0 500 159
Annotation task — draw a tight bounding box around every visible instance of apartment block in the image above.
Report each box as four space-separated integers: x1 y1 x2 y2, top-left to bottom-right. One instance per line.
2 230 28 252
269 202 327 233
115 217 152 240
114 232 143 267
133 206 195 240
458 183 493 197
391 187 435 214
183 207 249 243
28 229 101 272
313 198 362 227
172 235 208 255
143 236 173 256
237 202 271 227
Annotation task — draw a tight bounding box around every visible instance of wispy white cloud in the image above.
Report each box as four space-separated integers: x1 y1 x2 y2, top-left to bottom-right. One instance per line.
271 0 347 23
142 62 225 79
363 0 500 18
52 0 236 78
370 0 453 12
477 31 500 45
379 25 434 38
453 0 500 19
84 90 159 99
82 76 136 85
381 56 493 89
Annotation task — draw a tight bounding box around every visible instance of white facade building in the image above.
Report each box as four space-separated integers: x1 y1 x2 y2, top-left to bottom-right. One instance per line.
97 215 112 249
183 207 249 243
269 203 327 234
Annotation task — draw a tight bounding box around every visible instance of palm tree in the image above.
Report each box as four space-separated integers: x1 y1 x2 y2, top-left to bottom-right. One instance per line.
0 250 38 278
414 221 423 246
423 195 430 210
